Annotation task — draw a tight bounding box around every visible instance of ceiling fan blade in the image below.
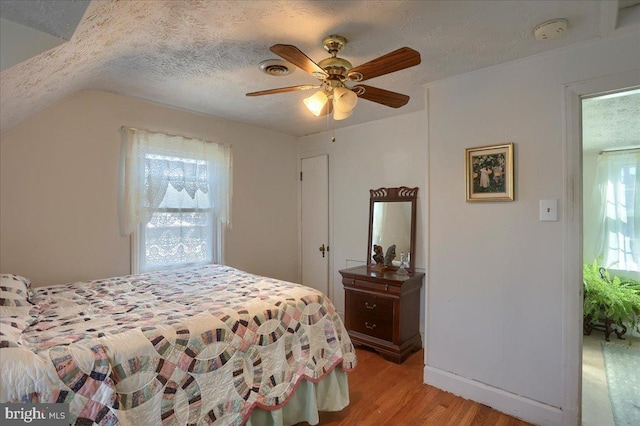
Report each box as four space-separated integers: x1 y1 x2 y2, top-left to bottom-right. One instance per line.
270 44 328 78
348 47 421 81
246 85 317 96
352 85 410 108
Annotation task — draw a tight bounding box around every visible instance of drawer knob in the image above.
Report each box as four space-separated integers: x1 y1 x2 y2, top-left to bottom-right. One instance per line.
364 322 377 330
364 302 377 310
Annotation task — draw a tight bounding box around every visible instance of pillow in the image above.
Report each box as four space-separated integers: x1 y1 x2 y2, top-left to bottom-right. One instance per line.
0 303 39 349
0 274 31 307
1 305 34 321
0 317 26 348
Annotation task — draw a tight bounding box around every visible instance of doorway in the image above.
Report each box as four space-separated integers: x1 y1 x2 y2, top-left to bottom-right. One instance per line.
581 88 639 426
564 70 640 426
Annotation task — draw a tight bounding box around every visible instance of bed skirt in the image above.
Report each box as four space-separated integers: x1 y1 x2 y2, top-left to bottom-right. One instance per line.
247 367 349 426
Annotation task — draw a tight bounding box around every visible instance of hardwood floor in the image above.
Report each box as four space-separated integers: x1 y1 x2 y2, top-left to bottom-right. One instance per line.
306 347 532 426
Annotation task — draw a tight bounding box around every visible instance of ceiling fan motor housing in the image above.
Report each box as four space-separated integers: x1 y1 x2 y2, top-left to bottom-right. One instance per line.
318 56 353 81
318 35 353 81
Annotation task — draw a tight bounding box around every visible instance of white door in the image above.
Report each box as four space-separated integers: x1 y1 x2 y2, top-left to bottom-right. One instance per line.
301 155 329 295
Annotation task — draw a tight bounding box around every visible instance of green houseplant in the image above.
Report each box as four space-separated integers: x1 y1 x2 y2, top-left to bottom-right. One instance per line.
583 260 640 340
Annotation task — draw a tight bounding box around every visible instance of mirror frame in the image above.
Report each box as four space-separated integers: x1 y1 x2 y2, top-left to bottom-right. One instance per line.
367 186 418 272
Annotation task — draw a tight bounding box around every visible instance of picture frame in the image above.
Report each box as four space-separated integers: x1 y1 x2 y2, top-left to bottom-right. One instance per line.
465 142 514 202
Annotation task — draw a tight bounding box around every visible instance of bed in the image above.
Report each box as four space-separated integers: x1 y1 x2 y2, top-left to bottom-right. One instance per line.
0 265 356 425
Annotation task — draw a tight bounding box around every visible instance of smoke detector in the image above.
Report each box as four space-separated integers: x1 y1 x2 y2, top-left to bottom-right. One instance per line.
258 59 295 76
534 19 568 40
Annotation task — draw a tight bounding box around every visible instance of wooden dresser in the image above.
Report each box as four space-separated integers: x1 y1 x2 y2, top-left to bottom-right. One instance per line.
339 265 424 363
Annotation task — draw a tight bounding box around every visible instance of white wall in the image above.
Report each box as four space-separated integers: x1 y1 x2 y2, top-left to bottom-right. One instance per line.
0 18 66 72
298 110 427 326
0 90 299 286
425 29 640 425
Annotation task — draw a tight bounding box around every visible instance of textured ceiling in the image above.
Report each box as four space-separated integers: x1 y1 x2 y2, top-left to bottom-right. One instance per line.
0 0 90 40
582 89 640 153
0 0 636 137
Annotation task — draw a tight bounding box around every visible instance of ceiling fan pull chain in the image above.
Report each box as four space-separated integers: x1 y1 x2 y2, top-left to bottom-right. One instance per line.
327 105 336 142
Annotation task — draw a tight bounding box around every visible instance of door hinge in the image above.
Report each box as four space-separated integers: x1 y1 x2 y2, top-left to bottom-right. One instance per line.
300 171 303 181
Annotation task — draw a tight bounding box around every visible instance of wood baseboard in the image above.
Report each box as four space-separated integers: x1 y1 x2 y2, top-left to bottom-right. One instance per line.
423 365 562 426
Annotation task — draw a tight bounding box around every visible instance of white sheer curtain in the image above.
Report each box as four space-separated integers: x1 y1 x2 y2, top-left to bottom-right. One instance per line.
592 150 640 271
118 127 232 268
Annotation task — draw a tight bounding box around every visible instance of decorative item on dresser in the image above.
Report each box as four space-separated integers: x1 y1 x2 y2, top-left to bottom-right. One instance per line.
339 186 423 363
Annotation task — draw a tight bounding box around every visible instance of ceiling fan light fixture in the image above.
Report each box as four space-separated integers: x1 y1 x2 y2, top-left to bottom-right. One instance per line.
332 103 353 121
333 87 358 112
304 91 328 116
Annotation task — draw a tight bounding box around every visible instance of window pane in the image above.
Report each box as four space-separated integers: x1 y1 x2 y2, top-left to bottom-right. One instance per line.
143 211 212 270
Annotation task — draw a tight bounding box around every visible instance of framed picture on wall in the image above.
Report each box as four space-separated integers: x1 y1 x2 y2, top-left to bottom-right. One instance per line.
465 143 514 202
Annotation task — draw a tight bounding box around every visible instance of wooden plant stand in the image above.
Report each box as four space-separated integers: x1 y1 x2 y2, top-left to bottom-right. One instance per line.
583 314 627 341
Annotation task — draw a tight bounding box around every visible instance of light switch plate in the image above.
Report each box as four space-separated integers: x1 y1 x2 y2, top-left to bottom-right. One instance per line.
540 199 558 221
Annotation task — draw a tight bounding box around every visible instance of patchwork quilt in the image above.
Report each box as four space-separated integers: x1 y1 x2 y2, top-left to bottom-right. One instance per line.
0 266 356 425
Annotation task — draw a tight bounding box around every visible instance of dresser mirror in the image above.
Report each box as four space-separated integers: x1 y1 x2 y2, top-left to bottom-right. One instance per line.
367 187 418 272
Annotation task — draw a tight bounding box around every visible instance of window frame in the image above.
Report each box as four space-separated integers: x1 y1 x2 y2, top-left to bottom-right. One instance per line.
119 127 232 274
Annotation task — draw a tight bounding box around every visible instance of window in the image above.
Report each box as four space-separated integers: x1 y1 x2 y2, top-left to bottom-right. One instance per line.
138 154 213 271
593 150 639 272
119 128 232 273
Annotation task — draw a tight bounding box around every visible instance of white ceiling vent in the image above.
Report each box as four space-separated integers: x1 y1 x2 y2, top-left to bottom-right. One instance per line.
259 59 295 76
534 19 568 40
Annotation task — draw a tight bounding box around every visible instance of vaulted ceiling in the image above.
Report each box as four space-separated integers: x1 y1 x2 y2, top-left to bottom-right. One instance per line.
1 0 639 137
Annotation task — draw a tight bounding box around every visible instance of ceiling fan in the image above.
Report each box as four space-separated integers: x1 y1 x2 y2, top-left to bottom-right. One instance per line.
246 35 421 120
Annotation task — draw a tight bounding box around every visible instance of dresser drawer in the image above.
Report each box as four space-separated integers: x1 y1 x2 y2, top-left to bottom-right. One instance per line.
348 291 393 318
342 276 396 292
349 312 393 341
